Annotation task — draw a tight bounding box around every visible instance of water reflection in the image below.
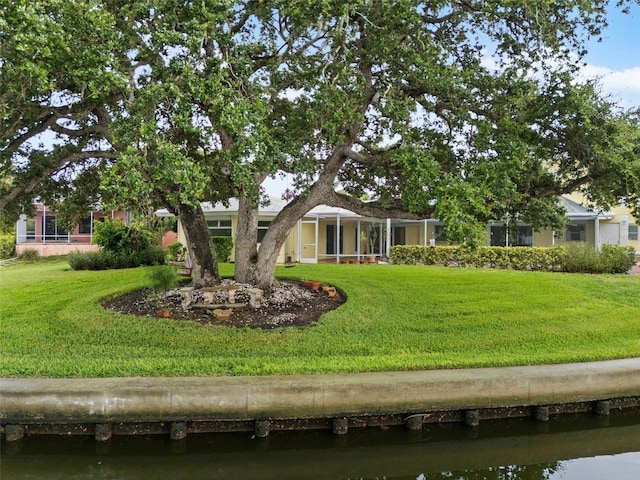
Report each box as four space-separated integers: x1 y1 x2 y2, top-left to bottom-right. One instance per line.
2 411 640 479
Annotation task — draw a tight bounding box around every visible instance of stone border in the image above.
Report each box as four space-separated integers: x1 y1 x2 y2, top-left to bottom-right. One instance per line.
2 358 640 440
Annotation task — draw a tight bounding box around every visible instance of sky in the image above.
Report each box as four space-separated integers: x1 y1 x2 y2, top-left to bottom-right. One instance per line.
581 3 640 109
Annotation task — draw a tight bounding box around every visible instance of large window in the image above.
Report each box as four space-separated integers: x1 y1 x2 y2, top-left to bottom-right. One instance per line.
491 225 533 247
513 226 533 246
78 216 92 234
207 218 232 236
565 224 586 242
43 215 68 241
433 224 446 242
392 226 406 246
257 220 271 243
629 224 638 241
25 218 36 241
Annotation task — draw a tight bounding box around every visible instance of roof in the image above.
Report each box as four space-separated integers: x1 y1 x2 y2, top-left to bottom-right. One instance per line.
560 197 613 220
157 196 614 222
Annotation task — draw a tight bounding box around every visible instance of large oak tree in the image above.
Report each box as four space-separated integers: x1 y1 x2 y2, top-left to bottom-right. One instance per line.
4 1 640 291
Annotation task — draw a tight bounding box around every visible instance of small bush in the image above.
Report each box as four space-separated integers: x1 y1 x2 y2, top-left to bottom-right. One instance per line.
68 248 165 271
598 244 636 274
148 265 179 291
136 247 166 267
561 243 601 273
166 242 186 261
69 218 166 270
211 236 233 262
18 248 39 262
94 219 156 256
0 233 15 259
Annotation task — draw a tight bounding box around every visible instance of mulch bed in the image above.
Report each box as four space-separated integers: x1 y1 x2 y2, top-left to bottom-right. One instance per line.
102 280 345 329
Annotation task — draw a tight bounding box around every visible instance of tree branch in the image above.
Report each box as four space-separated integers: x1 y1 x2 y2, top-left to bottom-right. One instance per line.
325 190 435 220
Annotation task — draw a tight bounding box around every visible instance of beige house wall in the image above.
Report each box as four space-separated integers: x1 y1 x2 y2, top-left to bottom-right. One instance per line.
533 229 555 247
405 224 423 246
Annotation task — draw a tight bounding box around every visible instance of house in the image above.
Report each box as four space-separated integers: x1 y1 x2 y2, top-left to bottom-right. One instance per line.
15 202 129 257
161 196 639 264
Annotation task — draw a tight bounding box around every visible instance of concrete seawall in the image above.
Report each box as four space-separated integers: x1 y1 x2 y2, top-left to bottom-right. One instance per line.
2 358 640 440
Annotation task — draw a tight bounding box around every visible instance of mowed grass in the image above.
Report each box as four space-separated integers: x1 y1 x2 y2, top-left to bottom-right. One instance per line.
1 259 639 377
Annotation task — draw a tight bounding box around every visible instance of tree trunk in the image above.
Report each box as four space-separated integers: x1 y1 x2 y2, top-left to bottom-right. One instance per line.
251 149 349 291
176 202 220 288
253 189 327 291
233 193 259 284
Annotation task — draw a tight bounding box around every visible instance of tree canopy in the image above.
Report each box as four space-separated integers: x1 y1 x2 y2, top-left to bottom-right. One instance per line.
3 1 640 288
0 0 125 223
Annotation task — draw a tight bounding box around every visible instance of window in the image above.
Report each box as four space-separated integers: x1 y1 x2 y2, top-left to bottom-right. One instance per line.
43 215 68 241
565 224 586 242
513 226 533 247
207 218 232 236
629 224 638 241
392 226 406 246
491 224 532 247
26 218 36 241
78 216 92 234
257 220 271 243
433 224 446 242
490 225 506 247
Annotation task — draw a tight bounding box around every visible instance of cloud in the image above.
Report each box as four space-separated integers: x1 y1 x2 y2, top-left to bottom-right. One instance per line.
580 64 640 109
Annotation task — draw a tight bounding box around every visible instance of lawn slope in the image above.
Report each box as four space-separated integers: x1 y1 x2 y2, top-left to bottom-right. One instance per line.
1 260 639 377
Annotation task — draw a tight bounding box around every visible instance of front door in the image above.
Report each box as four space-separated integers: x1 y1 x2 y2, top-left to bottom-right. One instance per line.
299 219 318 264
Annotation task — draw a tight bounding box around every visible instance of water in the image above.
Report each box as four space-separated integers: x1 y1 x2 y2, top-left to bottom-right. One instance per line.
3 411 640 479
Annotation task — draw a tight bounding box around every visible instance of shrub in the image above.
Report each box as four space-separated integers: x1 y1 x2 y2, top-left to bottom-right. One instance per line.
166 242 186 261
390 244 632 274
211 236 233 262
598 244 636 274
148 265 179 291
18 248 39 262
136 247 166 267
0 233 16 259
93 219 156 256
561 243 602 273
68 248 165 271
69 219 165 270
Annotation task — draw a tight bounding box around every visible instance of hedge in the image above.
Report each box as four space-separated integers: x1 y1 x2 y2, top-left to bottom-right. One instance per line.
390 244 635 274
68 247 166 270
211 236 233 262
0 233 15 259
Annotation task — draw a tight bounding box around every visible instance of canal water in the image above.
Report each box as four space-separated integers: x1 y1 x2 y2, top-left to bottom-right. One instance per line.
2 411 640 479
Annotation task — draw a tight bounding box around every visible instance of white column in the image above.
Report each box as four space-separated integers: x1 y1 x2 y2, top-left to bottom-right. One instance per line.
386 218 391 258
296 220 302 262
357 220 361 259
336 214 341 264
595 216 601 251
42 205 46 244
424 220 428 246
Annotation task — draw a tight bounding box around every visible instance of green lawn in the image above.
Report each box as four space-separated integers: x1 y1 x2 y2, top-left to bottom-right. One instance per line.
1 259 639 378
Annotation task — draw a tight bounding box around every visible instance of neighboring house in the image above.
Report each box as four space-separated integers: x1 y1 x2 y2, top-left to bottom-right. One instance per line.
15 202 129 257
160 196 639 265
